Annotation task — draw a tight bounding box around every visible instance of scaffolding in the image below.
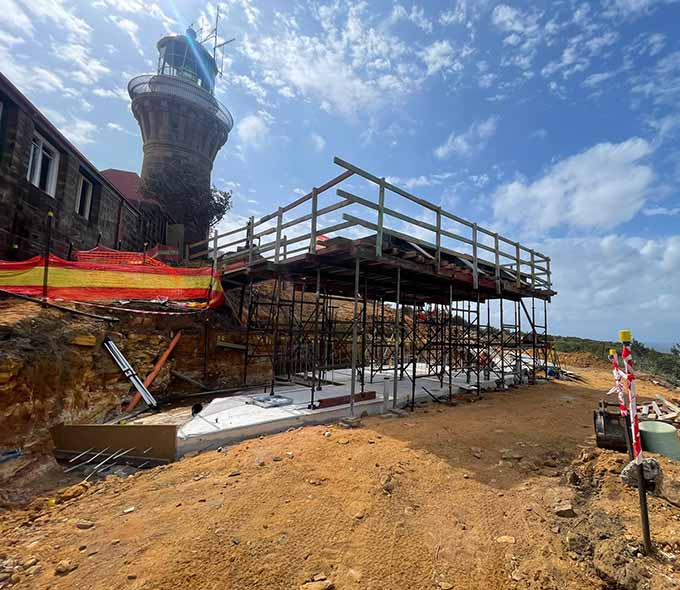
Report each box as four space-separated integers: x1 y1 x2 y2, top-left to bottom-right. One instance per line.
188 157 556 412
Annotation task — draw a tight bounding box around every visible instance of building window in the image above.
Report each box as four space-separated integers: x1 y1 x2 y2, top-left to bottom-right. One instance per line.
75 174 93 219
26 132 59 196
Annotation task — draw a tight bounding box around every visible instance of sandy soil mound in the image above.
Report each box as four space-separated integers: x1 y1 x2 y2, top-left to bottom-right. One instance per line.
559 351 611 370
0 367 677 589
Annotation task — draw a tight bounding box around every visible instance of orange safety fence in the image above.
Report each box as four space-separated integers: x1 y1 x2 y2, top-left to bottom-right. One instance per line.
0 254 224 308
73 245 177 266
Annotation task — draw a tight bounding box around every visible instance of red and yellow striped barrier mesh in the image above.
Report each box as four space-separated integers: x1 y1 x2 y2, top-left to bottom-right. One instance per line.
0 254 224 308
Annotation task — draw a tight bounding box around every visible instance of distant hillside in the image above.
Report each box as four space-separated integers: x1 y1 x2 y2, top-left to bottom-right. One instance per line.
551 335 680 386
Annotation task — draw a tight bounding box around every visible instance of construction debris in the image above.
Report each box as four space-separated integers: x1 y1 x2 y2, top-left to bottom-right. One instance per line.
103 336 158 409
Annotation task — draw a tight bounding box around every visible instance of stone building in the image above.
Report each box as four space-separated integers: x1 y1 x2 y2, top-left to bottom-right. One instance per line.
100 168 176 252
0 72 171 260
128 27 233 244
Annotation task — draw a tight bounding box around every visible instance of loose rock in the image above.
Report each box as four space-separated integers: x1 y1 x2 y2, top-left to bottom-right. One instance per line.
565 531 592 556
76 520 95 530
495 535 516 544
25 564 42 576
347 568 362 582
55 559 78 575
553 501 576 518
381 475 394 494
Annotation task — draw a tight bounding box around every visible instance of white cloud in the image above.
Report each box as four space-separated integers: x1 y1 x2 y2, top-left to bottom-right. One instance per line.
106 122 136 136
0 29 25 47
582 71 615 88
238 3 422 118
492 138 654 232
420 40 459 76
491 4 544 70
41 109 98 148
386 175 435 190
310 132 326 152
434 117 498 159
68 119 98 146
643 206 680 216
236 113 270 146
0 39 69 95
229 74 268 105
604 0 678 18
18 0 92 42
632 51 680 107
94 0 176 30
542 32 619 80
0 1 33 33
52 42 110 85
109 16 143 55
439 2 467 25
645 32 666 56
93 87 129 101
544 234 680 340
390 4 433 33
492 4 533 33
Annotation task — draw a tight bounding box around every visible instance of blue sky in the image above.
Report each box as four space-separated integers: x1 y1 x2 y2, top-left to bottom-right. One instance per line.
1 0 679 343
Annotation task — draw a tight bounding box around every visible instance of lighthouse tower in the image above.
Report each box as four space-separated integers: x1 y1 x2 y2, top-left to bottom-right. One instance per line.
128 27 233 243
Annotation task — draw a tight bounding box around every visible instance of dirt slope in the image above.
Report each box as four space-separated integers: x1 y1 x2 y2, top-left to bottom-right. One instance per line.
0 368 678 590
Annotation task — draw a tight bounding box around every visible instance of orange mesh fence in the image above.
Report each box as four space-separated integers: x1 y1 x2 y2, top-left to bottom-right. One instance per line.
73 245 175 267
0 254 223 308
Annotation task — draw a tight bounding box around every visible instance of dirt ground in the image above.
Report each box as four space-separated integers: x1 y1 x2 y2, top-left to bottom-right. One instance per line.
1 367 679 590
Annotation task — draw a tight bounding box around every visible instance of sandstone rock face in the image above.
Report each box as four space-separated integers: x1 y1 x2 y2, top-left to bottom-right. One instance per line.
0 300 272 500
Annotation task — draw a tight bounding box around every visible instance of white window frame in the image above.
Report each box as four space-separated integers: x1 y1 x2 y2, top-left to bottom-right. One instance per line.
26 132 60 197
75 174 93 220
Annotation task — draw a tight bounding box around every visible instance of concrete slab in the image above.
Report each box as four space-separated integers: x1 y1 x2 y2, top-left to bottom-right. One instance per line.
133 362 524 457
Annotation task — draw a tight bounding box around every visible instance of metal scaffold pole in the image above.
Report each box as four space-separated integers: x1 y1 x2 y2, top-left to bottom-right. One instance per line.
500 299 505 389
311 267 321 405
361 276 367 393
393 267 401 409
448 284 453 403
411 298 417 412
350 256 360 418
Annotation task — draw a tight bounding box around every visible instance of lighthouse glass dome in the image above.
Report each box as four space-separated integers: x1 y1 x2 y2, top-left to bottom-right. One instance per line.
156 29 218 95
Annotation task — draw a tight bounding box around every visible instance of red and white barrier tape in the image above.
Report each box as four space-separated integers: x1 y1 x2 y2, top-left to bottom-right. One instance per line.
607 351 627 416
621 344 643 463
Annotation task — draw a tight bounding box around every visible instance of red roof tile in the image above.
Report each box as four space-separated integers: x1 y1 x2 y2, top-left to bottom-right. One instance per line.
100 169 160 207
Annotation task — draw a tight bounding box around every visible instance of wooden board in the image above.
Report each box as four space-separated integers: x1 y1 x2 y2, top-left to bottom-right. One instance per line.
316 390 376 409
51 423 178 462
